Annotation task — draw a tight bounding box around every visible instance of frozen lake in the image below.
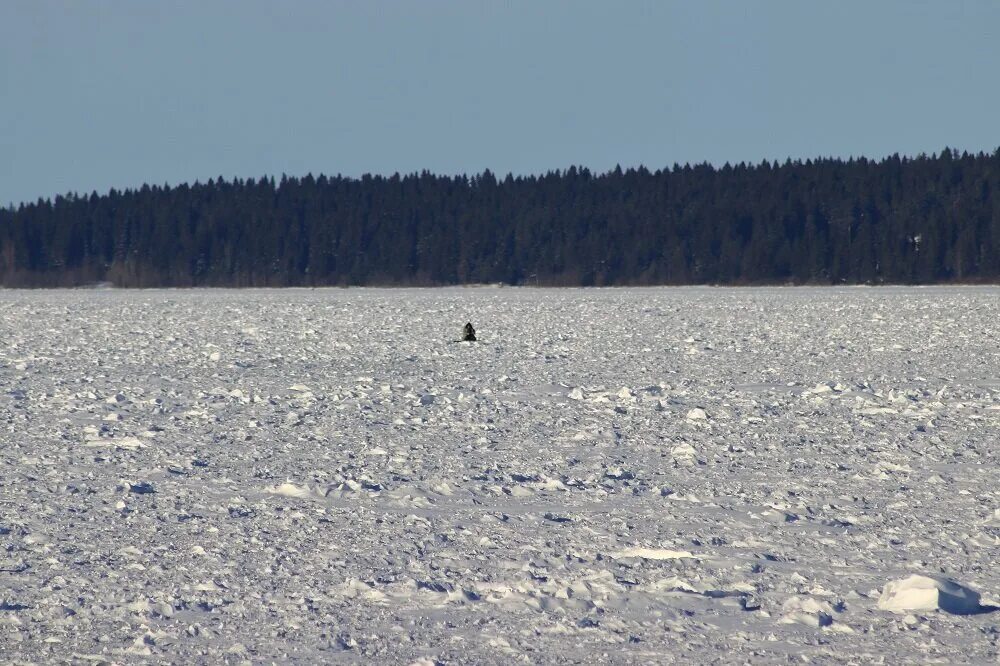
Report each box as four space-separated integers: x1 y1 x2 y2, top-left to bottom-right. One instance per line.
2 287 1000 662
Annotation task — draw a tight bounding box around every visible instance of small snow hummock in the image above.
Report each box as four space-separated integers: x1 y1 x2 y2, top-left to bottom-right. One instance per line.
686 408 708 421
612 547 696 561
878 575 985 615
779 596 836 628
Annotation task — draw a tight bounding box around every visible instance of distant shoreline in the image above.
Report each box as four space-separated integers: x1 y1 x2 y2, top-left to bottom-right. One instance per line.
3 149 999 288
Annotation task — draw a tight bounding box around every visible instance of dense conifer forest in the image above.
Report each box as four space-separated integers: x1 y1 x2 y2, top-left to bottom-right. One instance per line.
1 148 998 287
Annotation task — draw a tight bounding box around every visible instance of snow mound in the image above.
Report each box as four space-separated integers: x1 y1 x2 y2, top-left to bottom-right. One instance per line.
878 575 984 615
266 482 313 499
779 596 836 627
612 548 695 561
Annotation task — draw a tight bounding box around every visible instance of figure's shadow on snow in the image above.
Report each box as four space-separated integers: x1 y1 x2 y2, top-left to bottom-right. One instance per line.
960 603 1000 616
936 600 1000 616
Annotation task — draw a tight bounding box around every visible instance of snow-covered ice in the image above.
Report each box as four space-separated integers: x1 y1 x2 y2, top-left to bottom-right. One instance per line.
2 286 1000 662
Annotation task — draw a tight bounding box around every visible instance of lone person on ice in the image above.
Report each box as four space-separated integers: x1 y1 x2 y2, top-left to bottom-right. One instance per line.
462 322 476 342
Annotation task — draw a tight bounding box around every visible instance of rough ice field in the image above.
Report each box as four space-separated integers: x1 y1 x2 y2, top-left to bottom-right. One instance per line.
2 287 1000 664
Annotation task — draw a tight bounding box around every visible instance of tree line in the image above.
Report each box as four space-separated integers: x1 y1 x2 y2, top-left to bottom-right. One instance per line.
1 147 998 287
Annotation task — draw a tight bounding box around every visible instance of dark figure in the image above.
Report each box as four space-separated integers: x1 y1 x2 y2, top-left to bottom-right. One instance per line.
462 322 476 342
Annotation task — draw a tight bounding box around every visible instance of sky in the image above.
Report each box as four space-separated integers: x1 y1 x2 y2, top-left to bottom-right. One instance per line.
2 0 999 206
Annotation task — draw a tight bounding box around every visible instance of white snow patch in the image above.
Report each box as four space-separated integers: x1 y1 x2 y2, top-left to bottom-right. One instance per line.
779 596 837 627
612 548 696 561
266 483 313 499
878 575 984 615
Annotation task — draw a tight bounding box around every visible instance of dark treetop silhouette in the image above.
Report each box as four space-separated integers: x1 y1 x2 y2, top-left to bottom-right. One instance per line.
1 147 998 287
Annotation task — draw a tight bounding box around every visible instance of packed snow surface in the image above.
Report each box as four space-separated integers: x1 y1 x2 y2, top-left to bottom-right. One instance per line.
1 286 1000 663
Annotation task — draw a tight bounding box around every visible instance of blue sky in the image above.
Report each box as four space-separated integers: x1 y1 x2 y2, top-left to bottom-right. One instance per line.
2 1 998 205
